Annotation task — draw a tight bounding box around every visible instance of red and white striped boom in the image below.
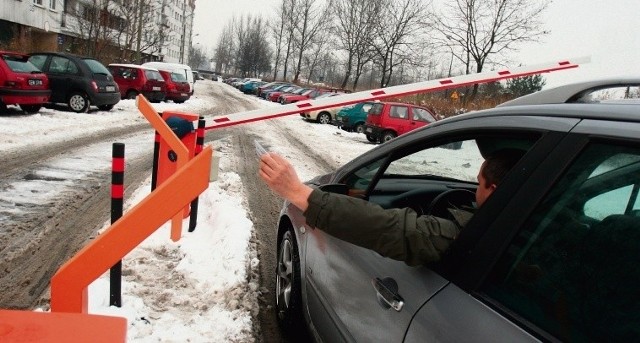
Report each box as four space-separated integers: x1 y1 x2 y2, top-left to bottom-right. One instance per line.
205 57 590 130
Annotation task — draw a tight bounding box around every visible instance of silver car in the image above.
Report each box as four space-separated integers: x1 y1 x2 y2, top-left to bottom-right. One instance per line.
275 79 640 342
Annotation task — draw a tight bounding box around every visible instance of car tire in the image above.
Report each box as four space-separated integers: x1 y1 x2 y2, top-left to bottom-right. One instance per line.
354 123 365 134
366 134 378 143
0 101 7 113
382 131 397 142
174 100 185 104
317 112 331 124
126 90 138 99
68 92 90 113
275 229 304 336
19 104 42 114
98 104 114 111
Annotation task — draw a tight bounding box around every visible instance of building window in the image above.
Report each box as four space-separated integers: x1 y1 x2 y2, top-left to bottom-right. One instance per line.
49 0 55 10
33 0 43 5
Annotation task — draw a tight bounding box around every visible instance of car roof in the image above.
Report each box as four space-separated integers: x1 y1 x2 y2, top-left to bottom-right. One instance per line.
108 63 160 71
29 51 92 60
438 102 640 127
0 51 28 58
498 77 640 107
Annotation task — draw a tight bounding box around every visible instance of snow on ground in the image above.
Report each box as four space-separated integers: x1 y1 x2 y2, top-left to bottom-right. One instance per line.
0 81 376 341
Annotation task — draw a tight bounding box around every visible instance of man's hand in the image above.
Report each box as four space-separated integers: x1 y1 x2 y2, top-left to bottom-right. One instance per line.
258 152 313 211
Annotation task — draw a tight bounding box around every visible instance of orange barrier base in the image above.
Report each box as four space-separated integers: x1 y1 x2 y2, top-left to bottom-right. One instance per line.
0 309 126 342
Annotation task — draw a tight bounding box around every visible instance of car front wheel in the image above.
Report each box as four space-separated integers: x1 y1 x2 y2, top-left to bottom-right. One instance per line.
19 104 42 114
354 123 365 134
275 229 304 335
317 112 331 124
366 134 378 143
68 92 90 113
126 90 138 99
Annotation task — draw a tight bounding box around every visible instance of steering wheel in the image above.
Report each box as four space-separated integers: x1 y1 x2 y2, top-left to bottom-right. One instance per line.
425 189 476 222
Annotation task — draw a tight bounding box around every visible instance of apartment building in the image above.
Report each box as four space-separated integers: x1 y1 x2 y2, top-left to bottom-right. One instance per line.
0 0 195 64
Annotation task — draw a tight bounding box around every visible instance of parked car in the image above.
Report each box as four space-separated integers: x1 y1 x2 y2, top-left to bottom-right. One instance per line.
335 101 377 133
240 80 266 94
274 79 640 342
107 63 165 102
257 81 289 97
277 87 309 104
0 50 50 114
300 92 345 124
280 88 326 104
260 84 292 99
143 62 194 95
28 52 120 112
268 86 301 102
364 101 437 143
158 70 190 103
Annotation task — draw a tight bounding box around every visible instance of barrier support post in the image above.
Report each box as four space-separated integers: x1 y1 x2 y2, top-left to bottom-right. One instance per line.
189 116 205 232
109 143 125 307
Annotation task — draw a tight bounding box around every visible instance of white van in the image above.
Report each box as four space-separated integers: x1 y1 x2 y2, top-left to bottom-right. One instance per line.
142 62 194 94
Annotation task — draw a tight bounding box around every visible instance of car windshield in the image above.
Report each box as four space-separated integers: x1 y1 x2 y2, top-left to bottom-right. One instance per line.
2 54 41 73
83 58 111 75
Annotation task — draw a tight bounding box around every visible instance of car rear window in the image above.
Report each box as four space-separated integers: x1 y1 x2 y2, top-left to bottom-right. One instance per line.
83 58 111 75
171 73 187 82
145 70 163 81
2 54 41 73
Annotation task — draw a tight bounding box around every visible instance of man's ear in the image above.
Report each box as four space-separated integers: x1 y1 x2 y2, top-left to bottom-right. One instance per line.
489 183 498 192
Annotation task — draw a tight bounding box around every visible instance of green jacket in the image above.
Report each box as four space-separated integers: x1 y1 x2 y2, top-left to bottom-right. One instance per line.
303 189 472 266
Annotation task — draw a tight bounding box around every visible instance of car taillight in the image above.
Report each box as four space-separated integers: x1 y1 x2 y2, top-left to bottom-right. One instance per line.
91 81 98 92
167 83 176 91
4 80 19 88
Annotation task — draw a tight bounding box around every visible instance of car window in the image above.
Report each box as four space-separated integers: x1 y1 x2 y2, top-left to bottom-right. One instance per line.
389 105 408 119
362 103 374 112
28 55 47 70
171 72 187 82
83 58 110 75
2 54 41 73
481 142 640 342
50 56 78 74
384 140 481 182
369 103 383 115
412 107 437 123
145 70 163 81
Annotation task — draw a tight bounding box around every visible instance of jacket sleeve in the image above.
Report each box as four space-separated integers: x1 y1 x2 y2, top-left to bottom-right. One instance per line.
303 189 460 266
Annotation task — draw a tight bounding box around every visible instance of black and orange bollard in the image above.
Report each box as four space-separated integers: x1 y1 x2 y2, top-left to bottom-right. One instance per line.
189 116 206 232
110 143 125 307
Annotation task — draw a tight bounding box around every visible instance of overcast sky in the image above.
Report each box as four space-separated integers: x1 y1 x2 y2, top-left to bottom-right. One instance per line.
192 0 640 88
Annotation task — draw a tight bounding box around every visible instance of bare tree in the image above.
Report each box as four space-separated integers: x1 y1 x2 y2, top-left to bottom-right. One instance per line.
433 0 550 100
213 19 237 74
331 0 380 89
270 0 290 80
290 0 332 83
370 0 430 87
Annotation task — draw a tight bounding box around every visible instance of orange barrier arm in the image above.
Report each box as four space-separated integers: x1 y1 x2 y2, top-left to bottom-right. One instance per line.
50 146 212 313
0 309 126 342
137 96 191 241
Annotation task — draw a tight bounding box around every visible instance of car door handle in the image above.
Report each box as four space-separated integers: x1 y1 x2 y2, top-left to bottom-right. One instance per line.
372 277 404 311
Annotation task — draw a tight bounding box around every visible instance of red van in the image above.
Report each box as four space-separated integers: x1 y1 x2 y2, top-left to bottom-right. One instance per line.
0 51 50 113
108 63 166 102
158 70 190 103
364 101 437 143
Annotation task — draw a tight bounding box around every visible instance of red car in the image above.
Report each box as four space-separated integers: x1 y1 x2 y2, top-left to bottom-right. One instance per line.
158 70 190 104
108 63 166 102
364 101 437 143
279 88 326 104
268 85 301 102
0 51 50 114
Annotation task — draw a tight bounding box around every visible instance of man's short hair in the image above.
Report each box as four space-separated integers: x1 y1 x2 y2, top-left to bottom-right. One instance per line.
482 148 526 186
